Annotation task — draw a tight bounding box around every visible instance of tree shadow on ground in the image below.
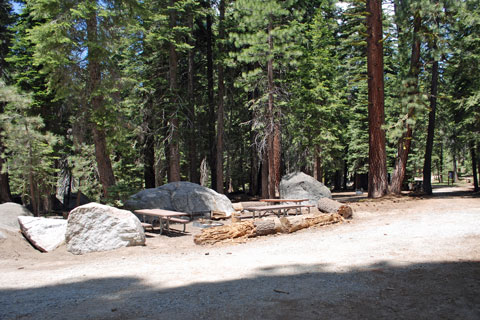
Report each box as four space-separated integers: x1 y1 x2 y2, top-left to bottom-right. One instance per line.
1 261 479 320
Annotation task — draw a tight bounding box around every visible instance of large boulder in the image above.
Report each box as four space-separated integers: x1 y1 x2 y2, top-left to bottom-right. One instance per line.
18 216 67 252
124 182 235 217
279 172 332 205
0 202 33 231
66 203 145 255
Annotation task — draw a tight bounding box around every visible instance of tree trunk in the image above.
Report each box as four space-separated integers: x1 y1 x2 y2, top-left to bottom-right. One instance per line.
92 127 116 195
439 143 444 183
478 143 480 189
87 8 115 197
143 100 156 189
452 150 458 183
168 0 181 182
187 10 199 184
314 145 323 182
471 142 479 192
261 154 269 198
0 102 11 203
366 0 388 198
267 20 277 199
215 0 225 193
390 12 422 194
143 134 155 189
423 52 439 195
273 119 281 194
206 6 216 190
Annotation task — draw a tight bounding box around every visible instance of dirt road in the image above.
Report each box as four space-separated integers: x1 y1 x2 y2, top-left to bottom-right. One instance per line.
1 186 479 319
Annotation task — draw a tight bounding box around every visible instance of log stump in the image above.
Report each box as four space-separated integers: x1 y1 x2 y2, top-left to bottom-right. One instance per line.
317 197 353 219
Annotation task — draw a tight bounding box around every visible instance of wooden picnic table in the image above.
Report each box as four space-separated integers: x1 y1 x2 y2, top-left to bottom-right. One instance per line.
134 209 190 234
242 204 313 219
260 198 309 204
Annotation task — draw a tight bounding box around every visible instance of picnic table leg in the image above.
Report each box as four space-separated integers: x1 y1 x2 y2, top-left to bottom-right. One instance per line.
159 218 164 235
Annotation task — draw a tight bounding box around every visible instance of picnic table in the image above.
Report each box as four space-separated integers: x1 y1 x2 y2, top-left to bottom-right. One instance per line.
242 200 314 219
134 209 190 235
260 198 309 204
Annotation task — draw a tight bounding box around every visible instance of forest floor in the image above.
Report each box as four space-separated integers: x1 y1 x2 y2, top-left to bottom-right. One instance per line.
1 184 479 319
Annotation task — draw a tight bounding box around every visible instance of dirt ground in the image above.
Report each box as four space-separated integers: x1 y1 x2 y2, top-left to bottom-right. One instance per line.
1 184 479 319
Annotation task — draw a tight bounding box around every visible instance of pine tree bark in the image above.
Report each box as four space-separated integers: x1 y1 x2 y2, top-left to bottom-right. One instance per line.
187 11 198 184
216 0 226 193
0 101 12 203
261 154 269 198
0 38 11 202
267 20 277 199
314 146 322 182
470 142 479 192
143 114 156 189
168 0 181 182
477 143 480 189
452 149 458 183
390 12 422 194
423 53 439 195
366 0 388 198
206 6 216 190
86 7 115 197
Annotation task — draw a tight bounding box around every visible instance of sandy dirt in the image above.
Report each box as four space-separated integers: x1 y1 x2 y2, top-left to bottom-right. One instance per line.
1 185 479 319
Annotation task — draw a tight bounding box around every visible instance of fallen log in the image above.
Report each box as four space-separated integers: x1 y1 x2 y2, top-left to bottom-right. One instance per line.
194 221 255 245
317 197 353 219
194 213 343 245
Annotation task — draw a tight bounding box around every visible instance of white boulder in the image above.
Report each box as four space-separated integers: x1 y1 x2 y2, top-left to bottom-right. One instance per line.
66 203 145 255
18 216 67 252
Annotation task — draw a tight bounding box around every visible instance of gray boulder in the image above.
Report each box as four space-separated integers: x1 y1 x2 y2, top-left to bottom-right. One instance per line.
66 203 145 255
279 172 332 205
124 182 234 217
18 216 67 252
0 202 33 231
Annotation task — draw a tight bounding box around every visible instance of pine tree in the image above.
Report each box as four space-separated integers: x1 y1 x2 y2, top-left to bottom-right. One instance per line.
366 0 388 197
0 80 59 215
0 0 13 203
230 0 303 197
26 0 139 197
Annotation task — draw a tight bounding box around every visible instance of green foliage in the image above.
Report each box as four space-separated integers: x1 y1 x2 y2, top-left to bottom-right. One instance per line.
68 143 102 201
0 0 478 203
0 80 60 213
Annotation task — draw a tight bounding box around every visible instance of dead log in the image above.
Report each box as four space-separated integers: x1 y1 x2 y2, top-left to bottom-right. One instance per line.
194 213 343 245
253 218 286 235
317 197 353 219
280 213 343 233
193 221 255 245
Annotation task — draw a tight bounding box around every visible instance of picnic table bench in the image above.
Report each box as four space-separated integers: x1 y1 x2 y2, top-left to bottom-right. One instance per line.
241 203 314 219
134 209 190 235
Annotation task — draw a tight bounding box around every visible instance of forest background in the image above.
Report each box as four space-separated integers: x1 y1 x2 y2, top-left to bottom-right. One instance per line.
0 0 479 215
